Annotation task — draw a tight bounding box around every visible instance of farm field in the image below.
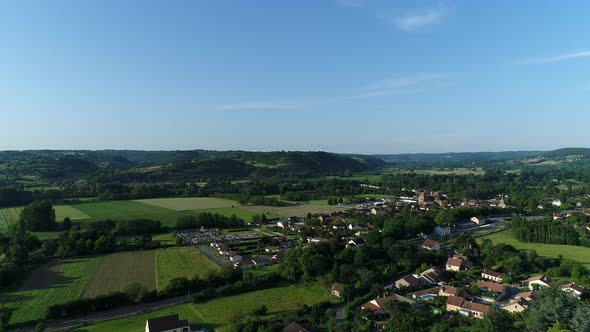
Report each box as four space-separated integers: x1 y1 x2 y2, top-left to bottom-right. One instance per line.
73 283 338 332
0 207 22 229
481 230 590 269
73 200 173 221
54 205 91 221
84 251 156 298
1 257 103 324
242 204 349 218
155 246 221 290
135 197 238 211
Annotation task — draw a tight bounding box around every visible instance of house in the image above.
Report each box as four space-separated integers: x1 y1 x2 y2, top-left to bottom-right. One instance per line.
481 270 505 283
331 282 343 297
446 255 469 272
470 216 486 225
371 208 386 216
282 321 314 332
346 238 365 248
446 296 490 319
361 294 416 314
229 252 242 262
408 285 464 299
419 267 445 285
145 314 190 332
265 246 281 253
502 297 529 313
476 280 505 294
552 199 562 207
524 275 553 290
395 275 421 289
560 283 587 299
421 239 440 251
553 213 565 220
307 237 329 244
434 224 451 237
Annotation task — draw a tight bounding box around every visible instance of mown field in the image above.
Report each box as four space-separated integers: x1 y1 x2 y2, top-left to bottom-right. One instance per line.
481 230 590 269
0 246 220 324
242 204 348 218
0 257 103 324
73 283 338 332
84 251 156 298
155 246 221 290
135 197 237 211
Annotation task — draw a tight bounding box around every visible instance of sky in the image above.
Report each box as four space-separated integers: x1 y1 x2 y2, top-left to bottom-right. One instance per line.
2 0 590 154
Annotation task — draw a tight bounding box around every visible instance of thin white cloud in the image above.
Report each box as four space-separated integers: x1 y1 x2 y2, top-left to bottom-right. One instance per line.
379 7 448 31
216 73 444 110
515 50 590 65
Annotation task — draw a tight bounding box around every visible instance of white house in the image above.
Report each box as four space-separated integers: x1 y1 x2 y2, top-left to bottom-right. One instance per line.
470 216 486 225
552 199 562 207
560 283 587 299
145 314 190 332
434 224 451 237
524 275 553 290
481 270 505 283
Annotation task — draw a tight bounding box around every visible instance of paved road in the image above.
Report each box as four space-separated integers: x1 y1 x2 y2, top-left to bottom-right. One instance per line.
196 245 231 267
41 296 188 331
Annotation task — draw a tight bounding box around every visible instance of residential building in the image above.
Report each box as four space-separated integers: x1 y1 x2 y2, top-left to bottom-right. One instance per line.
446 296 490 319
560 283 587 299
419 267 445 285
395 275 421 289
470 216 486 225
524 275 553 290
282 322 314 332
502 297 529 313
434 224 451 237
421 239 440 251
476 280 505 294
552 199 562 207
481 270 505 283
145 314 190 332
446 255 469 272
331 282 343 297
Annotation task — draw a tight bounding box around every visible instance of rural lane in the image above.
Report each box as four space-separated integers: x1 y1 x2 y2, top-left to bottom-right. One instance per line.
195 245 231 267
40 296 187 331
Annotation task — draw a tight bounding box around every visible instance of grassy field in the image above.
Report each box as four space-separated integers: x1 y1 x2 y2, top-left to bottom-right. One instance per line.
1 257 103 324
0 207 22 229
155 247 221 290
135 197 238 211
84 251 156 298
73 201 173 221
54 205 91 221
481 230 590 269
242 204 348 218
73 283 337 332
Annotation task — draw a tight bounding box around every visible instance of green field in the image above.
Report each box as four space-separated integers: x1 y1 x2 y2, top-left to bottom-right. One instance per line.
73 201 173 221
242 204 348 218
0 207 22 229
54 205 91 221
73 283 337 332
155 247 221 290
1 257 103 324
135 197 238 211
84 251 156 298
481 230 590 268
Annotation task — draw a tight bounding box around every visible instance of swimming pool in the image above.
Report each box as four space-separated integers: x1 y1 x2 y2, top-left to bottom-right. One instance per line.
418 294 435 301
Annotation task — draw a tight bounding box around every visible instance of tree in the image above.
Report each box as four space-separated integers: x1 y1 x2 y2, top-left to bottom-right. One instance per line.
0 307 12 331
19 201 56 231
63 217 72 230
570 304 590 332
469 307 515 332
526 287 578 332
547 321 572 332
122 282 149 303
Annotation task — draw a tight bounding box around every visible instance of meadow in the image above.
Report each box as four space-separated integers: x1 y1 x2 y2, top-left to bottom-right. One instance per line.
242 204 348 218
481 230 590 269
155 246 221 290
72 283 338 332
83 251 156 297
135 197 237 211
1 257 103 324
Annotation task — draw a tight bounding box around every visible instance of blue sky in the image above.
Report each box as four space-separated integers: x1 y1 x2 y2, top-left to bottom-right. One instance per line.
2 0 590 153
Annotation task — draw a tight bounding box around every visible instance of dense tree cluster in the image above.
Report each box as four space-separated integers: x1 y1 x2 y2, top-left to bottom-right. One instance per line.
512 216 580 245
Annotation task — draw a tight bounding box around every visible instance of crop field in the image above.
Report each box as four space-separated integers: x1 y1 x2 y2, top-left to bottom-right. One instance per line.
481 230 590 269
135 197 238 211
54 205 91 221
1 257 103 324
84 251 156 298
155 246 221 290
73 200 173 221
0 207 22 229
73 283 338 332
242 204 349 218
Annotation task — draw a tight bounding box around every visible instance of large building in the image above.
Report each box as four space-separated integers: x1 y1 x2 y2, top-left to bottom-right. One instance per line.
145 314 190 332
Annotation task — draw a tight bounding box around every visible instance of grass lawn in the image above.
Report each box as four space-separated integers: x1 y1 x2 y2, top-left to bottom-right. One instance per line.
481 230 590 268
151 233 177 245
155 246 220 290
242 204 349 218
135 197 238 211
84 251 156 298
0 257 103 324
73 283 337 332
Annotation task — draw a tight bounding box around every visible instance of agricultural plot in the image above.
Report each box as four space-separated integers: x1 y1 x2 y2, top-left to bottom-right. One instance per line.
135 197 238 211
155 246 221 290
242 204 349 218
73 283 338 332
84 251 156 298
54 205 91 221
73 200 173 221
0 207 22 229
1 257 103 324
482 230 590 269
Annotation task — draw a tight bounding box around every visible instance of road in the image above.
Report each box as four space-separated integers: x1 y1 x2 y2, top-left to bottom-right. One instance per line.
42 296 187 331
195 245 231 267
